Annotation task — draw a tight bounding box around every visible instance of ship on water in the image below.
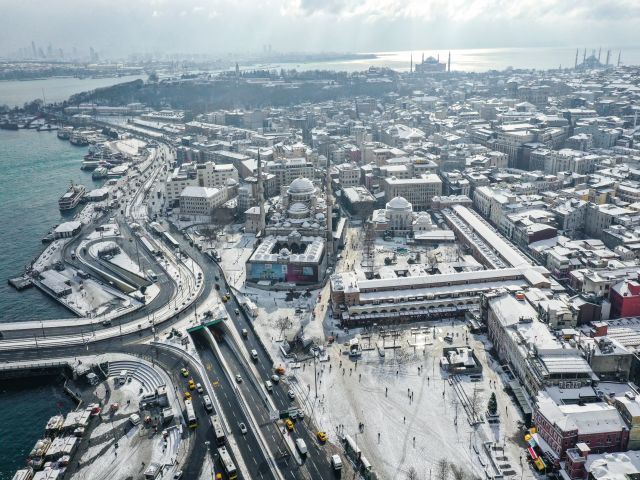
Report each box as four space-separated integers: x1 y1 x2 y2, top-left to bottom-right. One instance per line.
58 182 86 211
57 127 72 140
92 166 109 179
69 131 89 146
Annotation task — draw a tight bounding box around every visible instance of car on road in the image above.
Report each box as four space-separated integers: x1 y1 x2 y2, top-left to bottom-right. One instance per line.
238 422 247 434
183 392 191 400
234 308 240 315
180 368 189 377
295 438 308 455
188 380 196 390
222 294 230 302
317 431 327 442
241 328 248 337
101 320 112 327
196 383 203 393
271 374 280 383
285 419 294 431
173 471 183 479
235 374 242 383
287 390 295 400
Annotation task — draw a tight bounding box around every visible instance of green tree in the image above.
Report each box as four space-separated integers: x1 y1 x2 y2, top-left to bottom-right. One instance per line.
488 392 497 416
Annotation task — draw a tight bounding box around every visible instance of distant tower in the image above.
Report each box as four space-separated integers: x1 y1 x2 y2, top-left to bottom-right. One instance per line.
606 50 611 67
447 51 451 73
235 62 240 79
421 52 424 64
598 47 601 62
31 41 36 58
618 50 622 67
574 49 578 69
410 53 413 73
583 49 586 63
437 53 440 62
257 151 265 235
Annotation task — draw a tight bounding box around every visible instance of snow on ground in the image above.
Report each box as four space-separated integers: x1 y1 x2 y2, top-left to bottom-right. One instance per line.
109 138 147 157
281 322 533 480
109 249 145 277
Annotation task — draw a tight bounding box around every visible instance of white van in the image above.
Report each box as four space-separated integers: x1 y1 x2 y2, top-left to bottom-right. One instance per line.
251 349 258 361
265 380 273 392
295 438 308 455
203 395 213 412
331 454 343 471
129 413 141 426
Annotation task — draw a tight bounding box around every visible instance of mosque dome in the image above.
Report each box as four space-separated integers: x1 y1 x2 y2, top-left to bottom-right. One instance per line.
288 177 315 195
386 196 412 211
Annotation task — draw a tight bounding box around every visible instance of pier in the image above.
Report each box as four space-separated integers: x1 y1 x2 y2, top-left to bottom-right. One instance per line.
8 276 33 290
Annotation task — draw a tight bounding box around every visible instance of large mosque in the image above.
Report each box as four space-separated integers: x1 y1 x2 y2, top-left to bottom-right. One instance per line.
245 177 344 285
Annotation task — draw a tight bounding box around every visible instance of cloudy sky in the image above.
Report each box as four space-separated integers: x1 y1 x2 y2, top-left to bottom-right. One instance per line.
1 0 638 57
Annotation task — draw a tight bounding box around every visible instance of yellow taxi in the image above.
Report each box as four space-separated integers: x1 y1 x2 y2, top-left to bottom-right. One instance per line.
188 379 196 390
183 391 192 400
285 419 294 431
317 431 327 442
180 368 189 377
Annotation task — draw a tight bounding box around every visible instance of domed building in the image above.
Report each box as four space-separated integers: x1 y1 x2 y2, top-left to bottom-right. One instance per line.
245 176 345 286
372 196 415 234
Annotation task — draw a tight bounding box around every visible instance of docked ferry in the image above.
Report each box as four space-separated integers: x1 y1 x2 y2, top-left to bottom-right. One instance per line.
58 183 86 211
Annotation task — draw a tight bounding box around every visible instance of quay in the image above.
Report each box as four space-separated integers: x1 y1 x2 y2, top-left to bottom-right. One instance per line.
8 276 33 290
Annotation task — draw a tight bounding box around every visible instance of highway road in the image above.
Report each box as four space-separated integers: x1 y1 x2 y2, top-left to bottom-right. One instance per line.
191 331 276 480
173 232 338 479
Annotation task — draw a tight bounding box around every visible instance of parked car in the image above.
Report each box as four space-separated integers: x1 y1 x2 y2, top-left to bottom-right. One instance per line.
288 390 295 400
196 383 203 393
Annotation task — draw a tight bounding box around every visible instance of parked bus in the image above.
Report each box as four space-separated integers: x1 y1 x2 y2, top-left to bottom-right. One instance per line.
185 399 197 428
217 446 237 480
162 231 180 250
139 236 159 257
211 414 226 445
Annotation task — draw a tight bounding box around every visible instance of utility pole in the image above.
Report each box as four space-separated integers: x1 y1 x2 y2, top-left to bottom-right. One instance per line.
313 353 318 399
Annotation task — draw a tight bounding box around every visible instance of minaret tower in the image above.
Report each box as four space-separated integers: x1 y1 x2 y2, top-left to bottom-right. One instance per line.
447 51 451 72
257 150 265 235
325 162 334 260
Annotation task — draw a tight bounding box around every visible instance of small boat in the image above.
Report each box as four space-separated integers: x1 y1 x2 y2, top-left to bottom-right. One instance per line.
92 166 109 179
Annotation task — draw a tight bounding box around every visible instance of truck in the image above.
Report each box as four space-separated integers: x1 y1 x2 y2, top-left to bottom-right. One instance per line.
295 438 308 455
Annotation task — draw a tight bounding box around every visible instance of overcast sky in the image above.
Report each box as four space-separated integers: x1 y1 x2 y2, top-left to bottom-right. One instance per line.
2 0 639 57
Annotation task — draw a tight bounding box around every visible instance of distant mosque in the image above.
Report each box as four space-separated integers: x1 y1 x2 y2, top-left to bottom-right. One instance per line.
412 52 451 74
574 48 620 71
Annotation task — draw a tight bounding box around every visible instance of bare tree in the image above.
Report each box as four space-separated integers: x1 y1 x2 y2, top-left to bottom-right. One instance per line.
469 385 482 421
436 458 450 480
449 463 467 480
407 466 421 480
275 316 291 341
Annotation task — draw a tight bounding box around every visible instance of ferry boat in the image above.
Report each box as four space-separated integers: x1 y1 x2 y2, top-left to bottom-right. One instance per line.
81 159 101 170
70 132 89 146
57 127 72 140
92 166 109 179
58 183 86 210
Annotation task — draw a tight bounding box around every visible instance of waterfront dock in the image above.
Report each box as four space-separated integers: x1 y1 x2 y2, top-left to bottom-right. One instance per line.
8 276 33 290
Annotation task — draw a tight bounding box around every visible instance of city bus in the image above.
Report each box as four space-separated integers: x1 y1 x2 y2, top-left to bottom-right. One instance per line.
185 399 197 428
217 446 237 480
211 414 226 446
139 236 159 257
163 231 180 250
